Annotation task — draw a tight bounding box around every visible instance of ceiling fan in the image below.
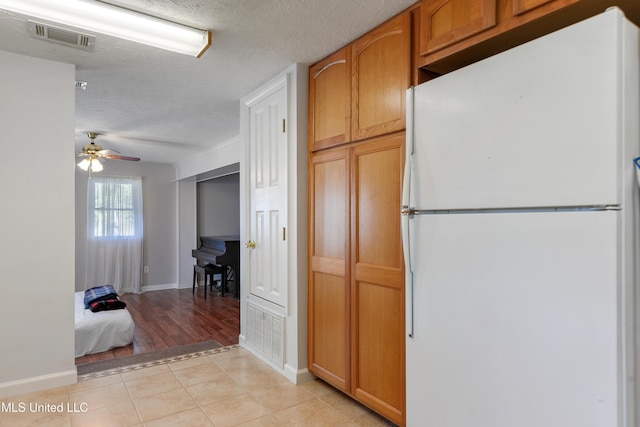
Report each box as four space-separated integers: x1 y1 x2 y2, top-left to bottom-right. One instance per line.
77 132 140 174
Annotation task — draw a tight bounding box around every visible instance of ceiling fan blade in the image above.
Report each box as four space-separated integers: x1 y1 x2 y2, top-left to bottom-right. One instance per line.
97 149 121 155
104 154 141 161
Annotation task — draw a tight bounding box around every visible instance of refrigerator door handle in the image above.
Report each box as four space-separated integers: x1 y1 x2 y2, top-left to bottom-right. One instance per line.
402 86 415 338
406 87 415 156
401 156 414 338
401 207 414 339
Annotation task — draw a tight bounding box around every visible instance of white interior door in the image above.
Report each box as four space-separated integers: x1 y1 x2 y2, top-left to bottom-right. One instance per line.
247 83 288 308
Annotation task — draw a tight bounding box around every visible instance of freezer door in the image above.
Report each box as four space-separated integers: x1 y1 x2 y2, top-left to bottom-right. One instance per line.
406 210 620 427
411 9 626 210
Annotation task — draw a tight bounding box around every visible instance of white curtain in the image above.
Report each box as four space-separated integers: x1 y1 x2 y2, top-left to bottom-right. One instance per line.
85 176 143 294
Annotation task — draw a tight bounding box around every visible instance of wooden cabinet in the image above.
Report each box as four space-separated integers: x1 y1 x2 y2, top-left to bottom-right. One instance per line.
512 0 555 16
309 11 412 150
421 0 497 55
350 134 405 423
308 147 350 391
418 0 589 73
308 134 405 425
308 48 351 152
308 6 414 426
351 13 411 141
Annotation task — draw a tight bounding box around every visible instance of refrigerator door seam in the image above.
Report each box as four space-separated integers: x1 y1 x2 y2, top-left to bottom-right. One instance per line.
403 205 621 216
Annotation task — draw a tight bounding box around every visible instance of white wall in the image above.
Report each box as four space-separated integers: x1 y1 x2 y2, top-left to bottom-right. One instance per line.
197 173 240 237
175 136 240 181
289 63 309 383
75 161 178 292
0 50 76 397
178 179 197 288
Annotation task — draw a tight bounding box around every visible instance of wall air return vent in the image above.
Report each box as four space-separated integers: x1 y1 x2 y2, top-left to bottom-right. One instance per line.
28 21 95 51
246 302 285 369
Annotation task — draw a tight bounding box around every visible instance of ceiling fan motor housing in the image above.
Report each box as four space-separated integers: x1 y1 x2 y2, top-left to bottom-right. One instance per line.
82 142 102 155
78 132 140 163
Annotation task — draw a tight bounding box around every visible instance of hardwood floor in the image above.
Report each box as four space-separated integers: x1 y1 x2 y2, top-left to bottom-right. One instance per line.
75 287 240 365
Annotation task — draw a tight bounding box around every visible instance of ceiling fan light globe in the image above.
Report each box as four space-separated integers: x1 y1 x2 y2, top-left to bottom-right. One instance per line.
90 158 103 172
77 158 90 171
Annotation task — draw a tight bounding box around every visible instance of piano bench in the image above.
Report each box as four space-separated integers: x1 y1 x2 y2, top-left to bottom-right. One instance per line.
192 264 225 299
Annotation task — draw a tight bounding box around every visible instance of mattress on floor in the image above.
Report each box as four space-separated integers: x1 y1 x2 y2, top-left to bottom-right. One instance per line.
74 291 135 358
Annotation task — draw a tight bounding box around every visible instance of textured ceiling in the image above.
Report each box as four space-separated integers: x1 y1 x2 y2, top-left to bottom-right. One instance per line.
0 0 417 163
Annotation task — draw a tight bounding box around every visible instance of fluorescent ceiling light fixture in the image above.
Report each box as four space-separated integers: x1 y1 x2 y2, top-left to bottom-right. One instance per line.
0 0 211 57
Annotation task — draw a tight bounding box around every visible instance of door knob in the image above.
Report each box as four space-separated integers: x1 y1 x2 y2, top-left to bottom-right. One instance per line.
245 240 256 249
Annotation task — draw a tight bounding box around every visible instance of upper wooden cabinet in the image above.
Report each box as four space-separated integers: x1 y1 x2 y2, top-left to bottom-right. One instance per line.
418 0 592 73
309 9 413 150
351 12 412 141
512 0 555 16
421 0 497 55
308 47 351 152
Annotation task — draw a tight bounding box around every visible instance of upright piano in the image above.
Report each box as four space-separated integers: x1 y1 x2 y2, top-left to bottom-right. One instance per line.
192 235 240 297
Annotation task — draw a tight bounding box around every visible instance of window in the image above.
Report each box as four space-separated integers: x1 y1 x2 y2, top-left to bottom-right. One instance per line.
88 176 143 239
85 175 144 293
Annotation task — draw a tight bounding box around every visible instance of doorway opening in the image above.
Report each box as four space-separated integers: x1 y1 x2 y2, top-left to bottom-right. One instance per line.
75 166 241 366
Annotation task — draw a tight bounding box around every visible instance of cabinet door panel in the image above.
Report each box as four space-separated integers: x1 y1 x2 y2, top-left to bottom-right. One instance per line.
352 13 411 141
421 0 496 55
312 156 347 259
310 271 348 389
309 48 351 151
353 137 404 268
513 0 554 16
351 134 405 424
308 148 350 391
355 281 404 421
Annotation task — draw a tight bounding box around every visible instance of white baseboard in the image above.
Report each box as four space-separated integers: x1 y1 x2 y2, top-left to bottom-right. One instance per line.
240 341 313 385
141 283 179 292
0 370 77 400
284 364 315 384
242 344 288 381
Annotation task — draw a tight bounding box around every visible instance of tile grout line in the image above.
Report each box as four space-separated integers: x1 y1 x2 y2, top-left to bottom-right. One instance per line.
126 352 232 426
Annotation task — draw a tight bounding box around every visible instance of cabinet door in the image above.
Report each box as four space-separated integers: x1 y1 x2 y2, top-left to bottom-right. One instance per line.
420 0 497 55
308 147 350 391
512 0 554 16
351 134 405 424
351 13 411 142
309 47 351 151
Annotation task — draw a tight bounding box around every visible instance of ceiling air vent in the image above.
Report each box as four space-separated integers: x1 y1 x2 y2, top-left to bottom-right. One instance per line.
28 21 95 51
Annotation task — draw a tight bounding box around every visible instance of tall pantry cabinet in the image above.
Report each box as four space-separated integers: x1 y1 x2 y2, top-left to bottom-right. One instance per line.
308 9 413 426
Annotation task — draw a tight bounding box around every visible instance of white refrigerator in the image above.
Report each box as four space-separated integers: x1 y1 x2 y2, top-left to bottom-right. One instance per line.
402 8 639 427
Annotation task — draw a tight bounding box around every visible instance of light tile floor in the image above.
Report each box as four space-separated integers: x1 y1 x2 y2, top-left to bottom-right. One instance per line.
0 347 397 426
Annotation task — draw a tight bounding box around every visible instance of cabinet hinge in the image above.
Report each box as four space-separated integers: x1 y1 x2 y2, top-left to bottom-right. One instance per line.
282 118 286 133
